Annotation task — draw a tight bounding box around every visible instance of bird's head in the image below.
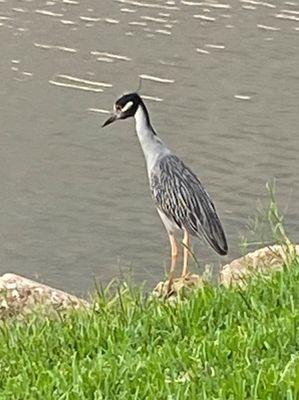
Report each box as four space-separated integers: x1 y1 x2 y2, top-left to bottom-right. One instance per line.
102 92 142 127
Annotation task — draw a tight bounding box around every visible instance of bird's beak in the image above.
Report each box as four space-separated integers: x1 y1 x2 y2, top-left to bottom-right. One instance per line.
102 112 119 128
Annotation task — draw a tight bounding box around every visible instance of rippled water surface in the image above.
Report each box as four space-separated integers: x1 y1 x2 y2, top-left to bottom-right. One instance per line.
1 0 298 294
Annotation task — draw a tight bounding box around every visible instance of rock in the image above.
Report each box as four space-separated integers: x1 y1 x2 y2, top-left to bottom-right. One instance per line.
153 273 204 298
220 244 299 287
0 273 89 318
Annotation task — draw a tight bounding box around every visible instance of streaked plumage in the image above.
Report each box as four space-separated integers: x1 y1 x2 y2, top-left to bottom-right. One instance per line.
150 154 227 255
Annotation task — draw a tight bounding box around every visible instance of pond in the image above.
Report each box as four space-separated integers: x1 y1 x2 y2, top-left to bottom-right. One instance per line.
1 0 298 294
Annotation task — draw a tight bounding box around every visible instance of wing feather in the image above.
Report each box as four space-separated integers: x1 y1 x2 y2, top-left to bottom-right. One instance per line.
150 155 228 255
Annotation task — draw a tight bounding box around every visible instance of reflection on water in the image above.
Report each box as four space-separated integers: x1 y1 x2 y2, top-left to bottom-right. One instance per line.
1 0 298 295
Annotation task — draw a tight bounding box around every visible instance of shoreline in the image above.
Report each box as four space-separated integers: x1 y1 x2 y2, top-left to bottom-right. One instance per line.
1 244 298 318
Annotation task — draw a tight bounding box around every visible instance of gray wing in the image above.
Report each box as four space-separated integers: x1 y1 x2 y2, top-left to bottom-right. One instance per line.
150 154 228 255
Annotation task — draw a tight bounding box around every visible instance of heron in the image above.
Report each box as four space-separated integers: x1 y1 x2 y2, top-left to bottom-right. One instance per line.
102 92 228 291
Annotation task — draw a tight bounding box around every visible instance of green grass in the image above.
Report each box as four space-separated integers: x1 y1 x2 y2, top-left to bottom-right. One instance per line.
0 256 299 399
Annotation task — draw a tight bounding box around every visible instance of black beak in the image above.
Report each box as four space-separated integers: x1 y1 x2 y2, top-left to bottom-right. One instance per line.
102 113 118 128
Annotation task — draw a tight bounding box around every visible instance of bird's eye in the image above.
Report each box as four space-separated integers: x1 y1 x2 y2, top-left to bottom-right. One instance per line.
116 105 122 112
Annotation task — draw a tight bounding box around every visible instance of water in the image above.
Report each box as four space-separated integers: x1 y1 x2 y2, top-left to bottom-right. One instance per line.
1 0 298 295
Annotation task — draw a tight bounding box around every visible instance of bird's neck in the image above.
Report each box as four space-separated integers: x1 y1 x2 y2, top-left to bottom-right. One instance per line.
134 103 169 172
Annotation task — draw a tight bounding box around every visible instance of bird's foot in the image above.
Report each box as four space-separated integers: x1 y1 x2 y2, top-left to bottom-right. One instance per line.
152 278 175 298
166 278 175 297
180 271 192 281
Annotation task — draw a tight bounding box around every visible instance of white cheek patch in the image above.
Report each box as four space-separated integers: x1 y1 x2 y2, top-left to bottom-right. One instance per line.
122 100 134 113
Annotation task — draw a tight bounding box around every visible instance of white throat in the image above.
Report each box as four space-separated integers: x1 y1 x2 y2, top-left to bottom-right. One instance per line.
134 105 170 174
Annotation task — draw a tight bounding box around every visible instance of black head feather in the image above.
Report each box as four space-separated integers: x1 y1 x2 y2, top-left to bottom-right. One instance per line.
102 92 149 127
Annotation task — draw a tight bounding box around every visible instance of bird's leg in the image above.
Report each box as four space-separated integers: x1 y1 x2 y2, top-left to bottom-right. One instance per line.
181 229 190 278
167 233 178 292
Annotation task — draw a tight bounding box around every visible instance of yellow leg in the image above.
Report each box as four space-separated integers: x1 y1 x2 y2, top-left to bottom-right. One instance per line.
167 233 178 292
181 229 190 278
